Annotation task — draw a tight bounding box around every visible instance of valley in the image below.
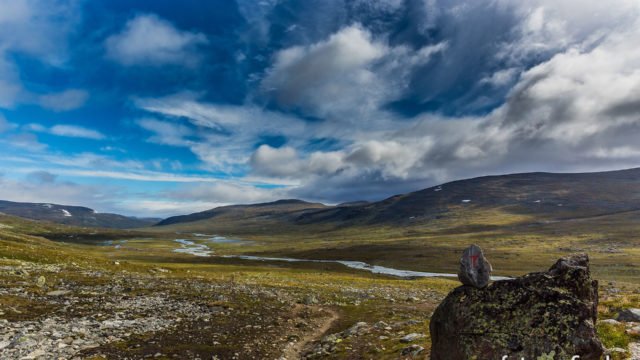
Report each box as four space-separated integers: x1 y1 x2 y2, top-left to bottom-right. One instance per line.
2 169 640 359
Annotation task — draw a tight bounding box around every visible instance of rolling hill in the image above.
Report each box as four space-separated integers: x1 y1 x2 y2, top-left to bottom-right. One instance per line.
156 199 328 226
0 200 159 229
154 167 640 231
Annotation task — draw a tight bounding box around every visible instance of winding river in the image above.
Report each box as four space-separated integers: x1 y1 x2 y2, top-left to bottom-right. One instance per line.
171 236 510 280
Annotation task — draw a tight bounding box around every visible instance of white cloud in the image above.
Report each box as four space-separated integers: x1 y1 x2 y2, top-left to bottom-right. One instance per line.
243 8 640 202
105 14 208 66
134 93 308 169
249 145 301 177
250 145 347 179
261 24 446 120
0 0 80 109
38 89 89 111
137 118 193 146
480 68 520 87
168 182 284 205
24 124 106 140
21 123 105 140
48 125 105 140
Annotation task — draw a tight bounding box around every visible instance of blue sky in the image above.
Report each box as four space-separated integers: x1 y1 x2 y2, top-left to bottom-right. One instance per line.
1 0 640 217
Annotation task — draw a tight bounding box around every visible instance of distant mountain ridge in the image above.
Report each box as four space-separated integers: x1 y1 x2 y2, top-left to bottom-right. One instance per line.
156 199 327 226
154 167 640 229
0 200 159 229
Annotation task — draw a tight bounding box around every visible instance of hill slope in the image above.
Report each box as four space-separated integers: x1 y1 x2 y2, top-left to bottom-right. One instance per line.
156 199 327 226
0 200 159 229
155 167 640 231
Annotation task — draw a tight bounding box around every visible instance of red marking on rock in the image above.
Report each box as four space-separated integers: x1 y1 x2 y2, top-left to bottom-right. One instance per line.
469 254 479 268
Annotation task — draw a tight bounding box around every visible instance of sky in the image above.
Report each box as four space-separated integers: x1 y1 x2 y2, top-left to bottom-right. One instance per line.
1 0 640 217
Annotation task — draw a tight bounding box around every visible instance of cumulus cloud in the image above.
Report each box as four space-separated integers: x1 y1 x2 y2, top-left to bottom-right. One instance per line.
261 24 446 120
7 0 640 213
240 4 640 202
105 14 208 66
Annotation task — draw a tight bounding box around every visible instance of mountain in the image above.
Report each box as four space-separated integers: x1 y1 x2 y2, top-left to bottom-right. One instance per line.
156 199 327 226
0 200 160 229
155 167 640 230
296 167 640 225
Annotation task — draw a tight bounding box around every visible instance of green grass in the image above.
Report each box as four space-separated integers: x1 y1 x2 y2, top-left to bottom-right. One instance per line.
597 323 631 359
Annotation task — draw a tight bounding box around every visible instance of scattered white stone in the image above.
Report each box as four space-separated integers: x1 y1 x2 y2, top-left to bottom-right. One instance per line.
400 333 425 343
461 199 471 203
600 319 621 325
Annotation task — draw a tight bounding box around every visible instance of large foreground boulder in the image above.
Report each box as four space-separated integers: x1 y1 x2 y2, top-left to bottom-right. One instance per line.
430 254 604 360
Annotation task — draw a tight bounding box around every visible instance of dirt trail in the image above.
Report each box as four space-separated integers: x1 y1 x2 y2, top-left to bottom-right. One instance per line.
280 305 340 360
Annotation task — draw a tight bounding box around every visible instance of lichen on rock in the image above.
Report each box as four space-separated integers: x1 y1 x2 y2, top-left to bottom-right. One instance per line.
430 253 604 360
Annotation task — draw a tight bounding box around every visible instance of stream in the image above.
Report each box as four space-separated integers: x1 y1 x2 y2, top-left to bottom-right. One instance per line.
171 236 510 280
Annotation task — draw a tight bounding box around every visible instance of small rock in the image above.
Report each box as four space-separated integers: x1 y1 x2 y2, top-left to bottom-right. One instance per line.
617 308 640 322
0 340 10 350
401 344 425 356
400 333 425 343
605 347 627 355
36 275 46 288
46 290 71 297
302 295 318 305
457 244 492 288
626 326 640 337
374 321 389 329
344 322 369 336
600 319 621 325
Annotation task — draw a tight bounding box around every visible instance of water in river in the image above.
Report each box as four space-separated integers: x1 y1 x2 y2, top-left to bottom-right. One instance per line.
171 237 509 280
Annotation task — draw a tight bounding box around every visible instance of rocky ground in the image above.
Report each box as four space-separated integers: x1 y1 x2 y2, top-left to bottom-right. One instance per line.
1 252 639 359
0 260 445 360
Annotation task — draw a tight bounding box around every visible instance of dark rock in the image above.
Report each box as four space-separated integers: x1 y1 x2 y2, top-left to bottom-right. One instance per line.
458 244 492 288
617 308 640 322
430 254 603 360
